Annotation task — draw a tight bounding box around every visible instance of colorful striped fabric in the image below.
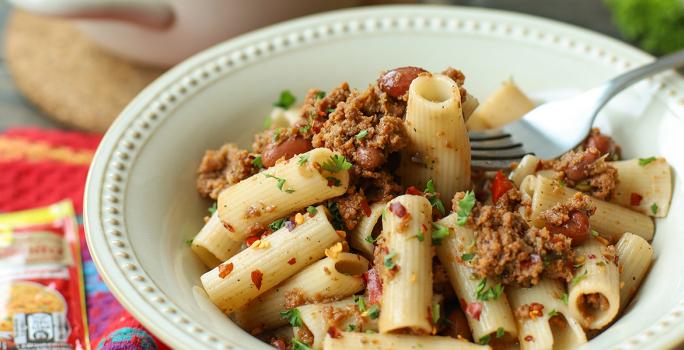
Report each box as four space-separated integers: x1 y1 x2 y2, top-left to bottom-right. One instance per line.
0 127 169 350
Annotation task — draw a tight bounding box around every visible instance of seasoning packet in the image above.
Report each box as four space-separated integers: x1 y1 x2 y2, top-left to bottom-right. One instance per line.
0 201 88 350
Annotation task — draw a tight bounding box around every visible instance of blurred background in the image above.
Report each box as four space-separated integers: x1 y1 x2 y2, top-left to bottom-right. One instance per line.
0 0 682 132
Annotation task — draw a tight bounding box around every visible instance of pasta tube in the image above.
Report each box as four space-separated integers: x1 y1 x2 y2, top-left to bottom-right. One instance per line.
400 73 470 202
510 154 541 187
233 253 368 332
200 205 342 314
297 297 378 350
609 158 672 217
191 211 242 269
567 239 620 329
349 202 386 259
322 332 491 350
521 175 654 242
435 213 518 342
508 279 586 350
378 195 433 334
616 232 653 311
466 79 535 131
217 147 349 240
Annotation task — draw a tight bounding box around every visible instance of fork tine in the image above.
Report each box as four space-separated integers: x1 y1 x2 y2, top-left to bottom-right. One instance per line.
471 142 523 151
468 130 512 141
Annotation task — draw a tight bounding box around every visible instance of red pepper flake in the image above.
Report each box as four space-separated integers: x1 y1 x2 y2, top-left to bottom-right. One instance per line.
491 170 514 203
525 335 534 342
529 302 544 319
465 302 483 321
588 254 596 260
364 268 383 305
245 235 259 246
225 223 235 232
405 186 422 195
421 224 428 234
389 202 407 218
630 192 643 206
251 269 263 290
613 255 619 265
218 262 234 278
327 327 342 339
360 199 371 217
287 257 297 265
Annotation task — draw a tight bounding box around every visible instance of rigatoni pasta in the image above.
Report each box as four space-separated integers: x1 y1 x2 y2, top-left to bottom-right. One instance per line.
191 211 242 268
348 202 386 260
609 158 672 217
616 232 653 311
466 79 535 131
322 332 492 350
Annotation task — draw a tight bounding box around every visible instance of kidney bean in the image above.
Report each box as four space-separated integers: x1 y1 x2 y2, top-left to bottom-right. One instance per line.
262 137 312 168
584 133 617 157
378 66 427 98
565 149 600 182
355 146 384 170
547 210 590 246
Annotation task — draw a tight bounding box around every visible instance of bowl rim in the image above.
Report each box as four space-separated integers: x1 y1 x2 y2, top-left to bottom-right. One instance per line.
84 4 684 350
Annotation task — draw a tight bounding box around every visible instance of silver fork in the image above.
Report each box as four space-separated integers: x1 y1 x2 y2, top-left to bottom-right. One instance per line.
470 48 684 170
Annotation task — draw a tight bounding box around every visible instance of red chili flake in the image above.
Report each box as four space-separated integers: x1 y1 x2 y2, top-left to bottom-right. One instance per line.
421 224 428 234
525 335 534 342
218 263 234 278
529 302 544 319
225 223 235 232
287 257 297 265
251 269 263 290
389 202 407 218
364 268 383 304
465 302 483 321
405 186 422 195
360 199 371 217
245 235 259 246
327 327 343 339
613 255 619 265
588 254 596 260
630 192 643 206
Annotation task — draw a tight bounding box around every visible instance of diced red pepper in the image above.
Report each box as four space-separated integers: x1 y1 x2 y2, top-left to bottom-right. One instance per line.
245 235 259 246
364 268 383 305
630 192 643 206
491 170 514 203
406 186 423 195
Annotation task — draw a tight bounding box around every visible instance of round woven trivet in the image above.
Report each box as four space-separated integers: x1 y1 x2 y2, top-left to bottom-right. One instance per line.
4 10 166 132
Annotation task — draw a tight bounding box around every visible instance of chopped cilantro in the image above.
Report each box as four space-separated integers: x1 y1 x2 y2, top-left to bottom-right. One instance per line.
280 308 302 327
591 229 599 237
252 155 264 169
639 157 656 166
208 202 217 215
322 154 353 173
431 223 450 245
548 309 559 317
292 338 312 350
315 91 326 99
327 201 345 230
365 235 379 244
346 324 356 331
264 173 295 193
560 293 569 305
426 179 436 193
269 218 286 231
431 302 440 324
479 334 491 345
297 154 309 166
413 231 425 242
496 327 505 338
651 202 659 215
456 191 476 226
274 90 296 109
424 179 446 216
384 251 397 269
461 253 475 262
306 206 318 216
476 279 504 301
184 238 194 246
571 270 588 286
367 305 380 319
355 130 369 140
353 295 367 312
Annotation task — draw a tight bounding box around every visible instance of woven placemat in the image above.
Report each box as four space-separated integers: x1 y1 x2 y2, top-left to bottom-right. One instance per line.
4 10 165 132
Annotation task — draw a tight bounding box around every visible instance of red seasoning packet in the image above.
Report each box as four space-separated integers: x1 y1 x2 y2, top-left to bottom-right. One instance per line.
0 201 89 350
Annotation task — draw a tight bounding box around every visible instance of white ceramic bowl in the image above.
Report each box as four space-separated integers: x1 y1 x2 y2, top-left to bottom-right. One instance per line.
84 5 684 350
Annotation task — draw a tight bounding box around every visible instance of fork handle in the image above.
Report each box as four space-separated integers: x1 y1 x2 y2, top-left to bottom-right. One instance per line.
590 48 684 119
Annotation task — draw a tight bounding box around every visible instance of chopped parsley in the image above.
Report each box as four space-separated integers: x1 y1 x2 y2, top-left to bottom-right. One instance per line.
651 202 659 215
299 124 311 134
353 295 367 312
638 157 656 166
456 191 476 226
476 279 505 301
355 130 369 140
252 155 264 169
548 309 559 317
322 154 353 173
269 218 286 231
384 251 397 269
279 308 302 327
208 202 217 215
365 235 379 244
479 334 491 345
560 293 569 305
431 302 440 324
367 305 380 319
292 338 312 350
264 173 295 193
496 327 505 338
327 108 336 114
461 253 475 262
413 231 425 242
274 90 296 109
184 238 194 246
571 270 588 286
315 91 326 99
297 154 309 166
591 229 599 237
306 206 318 216
346 324 356 331
431 223 450 245
327 201 345 230
424 179 446 216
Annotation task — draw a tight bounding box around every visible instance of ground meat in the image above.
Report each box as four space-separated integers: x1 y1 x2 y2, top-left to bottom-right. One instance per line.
582 128 621 160
546 147 618 200
441 67 468 101
333 188 366 231
196 144 257 199
541 193 596 246
283 288 306 310
295 326 314 347
456 190 575 286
